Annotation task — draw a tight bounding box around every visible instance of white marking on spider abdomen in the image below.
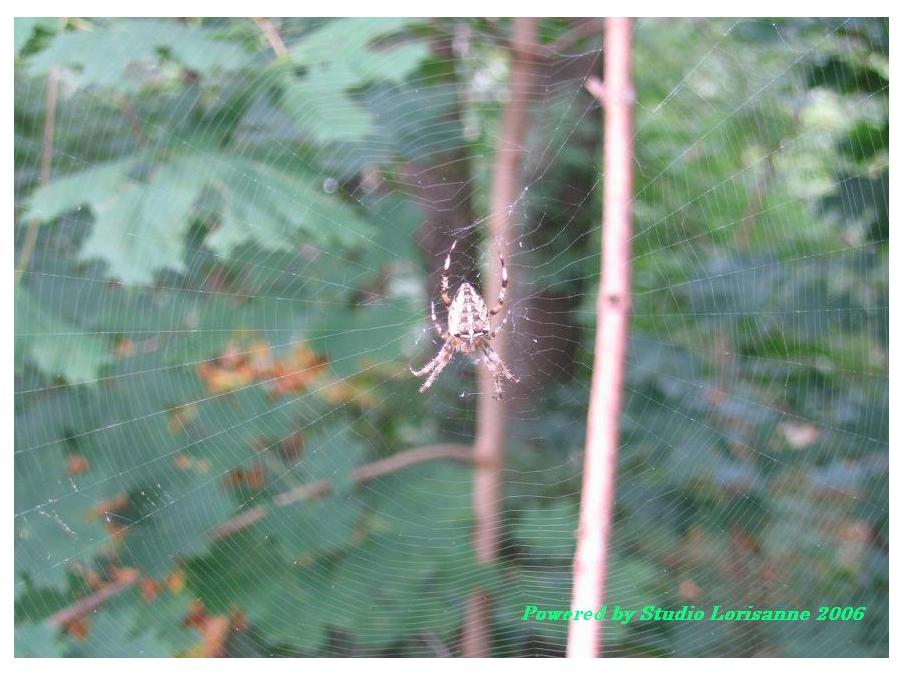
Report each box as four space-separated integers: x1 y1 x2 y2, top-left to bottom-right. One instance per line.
449 283 489 346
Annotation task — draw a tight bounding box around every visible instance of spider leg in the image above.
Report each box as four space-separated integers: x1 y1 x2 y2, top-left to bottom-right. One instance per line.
478 348 505 400
410 339 448 377
410 354 439 377
482 345 519 384
488 250 507 316
430 300 448 340
441 240 457 308
419 341 456 393
489 307 513 339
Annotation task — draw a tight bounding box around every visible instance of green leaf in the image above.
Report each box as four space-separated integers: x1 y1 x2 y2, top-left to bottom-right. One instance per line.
197 155 374 253
119 480 236 578
513 501 579 559
185 461 476 652
326 463 476 648
309 302 421 377
28 19 248 91
185 529 334 651
262 427 367 560
14 385 113 590
65 588 199 657
22 157 197 284
15 287 112 384
22 158 135 224
282 71 374 144
14 439 111 591
23 152 375 284
14 623 65 657
284 18 429 142
81 162 200 284
15 18 59 55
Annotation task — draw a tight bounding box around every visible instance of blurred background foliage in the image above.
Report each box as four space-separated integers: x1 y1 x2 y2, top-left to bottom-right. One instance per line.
14 18 887 657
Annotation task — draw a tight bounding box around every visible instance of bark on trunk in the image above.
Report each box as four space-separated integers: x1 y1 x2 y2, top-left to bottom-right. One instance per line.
566 17 634 658
462 17 538 658
412 27 479 287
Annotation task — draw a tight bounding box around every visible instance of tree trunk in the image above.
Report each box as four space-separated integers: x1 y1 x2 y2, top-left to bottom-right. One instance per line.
566 17 634 658
462 17 538 658
412 26 479 282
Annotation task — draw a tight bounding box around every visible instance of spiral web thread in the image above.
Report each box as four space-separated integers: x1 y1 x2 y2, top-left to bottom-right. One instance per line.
13 18 888 657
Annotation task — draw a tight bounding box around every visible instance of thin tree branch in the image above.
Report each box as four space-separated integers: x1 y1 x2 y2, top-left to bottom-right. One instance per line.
567 17 635 658
46 568 140 629
63 17 94 32
252 17 288 60
346 444 472 484
210 444 472 542
462 17 538 659
45 444 472 626
16 66 59 286
584 75 606 104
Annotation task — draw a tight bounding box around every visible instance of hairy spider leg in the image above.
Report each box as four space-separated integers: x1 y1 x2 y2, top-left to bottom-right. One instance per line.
489 307 513 339
410 349 440 377
410 331 454 376
430 300 448 340
488 250 507 316
479 347 506 400
483 345 518 382
418 341 457 393
441 240 458 308
480 345 519 400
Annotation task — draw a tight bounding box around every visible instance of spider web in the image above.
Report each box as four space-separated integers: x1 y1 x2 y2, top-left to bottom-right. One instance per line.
13 18 888 657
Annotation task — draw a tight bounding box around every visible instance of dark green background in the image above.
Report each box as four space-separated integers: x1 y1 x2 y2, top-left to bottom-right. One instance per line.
14 18 888 657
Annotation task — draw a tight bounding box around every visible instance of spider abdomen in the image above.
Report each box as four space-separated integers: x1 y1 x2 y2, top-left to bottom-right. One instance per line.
449 283 490 341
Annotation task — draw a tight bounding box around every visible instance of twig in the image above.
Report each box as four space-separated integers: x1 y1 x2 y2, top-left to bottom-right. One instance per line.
347 444 471 483
16 67 59 285
462 17 538 659
211 444 471 542
63 17 94 32
205 506 269 542
252 17 288 60
584 75 606 105
46 569 140 628
45 444 472 626
567 17 635 658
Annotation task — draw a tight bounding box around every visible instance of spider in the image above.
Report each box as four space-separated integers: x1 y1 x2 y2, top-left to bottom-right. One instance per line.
411 240 518 399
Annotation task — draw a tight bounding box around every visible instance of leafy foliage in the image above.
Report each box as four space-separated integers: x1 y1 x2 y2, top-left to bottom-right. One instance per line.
22 153 375 284
283 18 431 142
15 18 887 657
27 19 248 89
